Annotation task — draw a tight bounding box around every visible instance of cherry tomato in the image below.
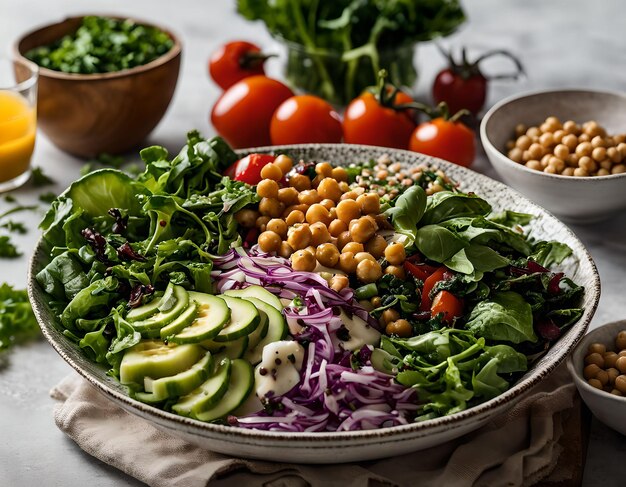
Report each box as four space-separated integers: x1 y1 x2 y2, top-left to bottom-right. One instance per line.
404 261 439 281
409 118 476 167
433 69 487 116
211 76 294 148
270 95 342 145
431 290 463 324
224 153 276 184
343 90 415 149
209 41 267 90
420 267 447 311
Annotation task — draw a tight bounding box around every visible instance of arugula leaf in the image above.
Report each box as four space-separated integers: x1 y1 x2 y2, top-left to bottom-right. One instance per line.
489 210 534 227
0 284 39 351
530 241 573 267
466 291 537 344
421 192 492 225
383 185 426 245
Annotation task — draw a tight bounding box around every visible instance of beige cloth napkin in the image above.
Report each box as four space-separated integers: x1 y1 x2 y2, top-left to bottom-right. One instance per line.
51 364 576 487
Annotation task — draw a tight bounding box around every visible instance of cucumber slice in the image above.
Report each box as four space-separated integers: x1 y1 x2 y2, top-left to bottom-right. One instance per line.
126 291 164 321
225 285 283 312
120 340 204 386
130 284 190 335
135 352 213 403
245 307 269 350
172 358 232 417
194 359 254 422
243 297 288 365
159 301 198 340
213 295 260 342
168 292 230 344
213 336 249 361
67 169 145 218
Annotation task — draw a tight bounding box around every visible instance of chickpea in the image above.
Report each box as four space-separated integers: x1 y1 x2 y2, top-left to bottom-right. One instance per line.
611 389 623 396
338 251 358 273
553 130 565 144
320 198 335 211
615 331 626 350
285 209 305 226
331 167 348 182
562 167 575 177
607 147 622 163
591 146 607 162
278 241 294 259
342 242 365 255
618 142 626 159
539 132 555 147
566 153 579 167
276 187 298 206
583 363 601 380
384 243 406 265
336 199 362 224
381 308 400 325
256 215 271 231
563 120 579 135
578 133 591 143
365 234 388 258
553 144 569 160
588 378 603 390
614 375 626 394
235 209 259 228
597 168 610 176
356 259 382 283
522 150 531 162
291 249 316 272
526 160 541 171
357 193 381 215
508 147 523 163
575 142 592 157
596 369 609 386
273 155 293 174
589 343 607 354
287 224 312 250
515 123 527 136
545 116 562 130
257 179 279 199
583 121 601 137
573 167 589 177
289 173 311 191
527 143 544 160
337 231 352 250
316 243 340 267
315 162 333 177
544 166 557 174
590 135 605 148
258 231 281 253
306 204 332 226
317 177 343 201
616 356 626 374
259 198 285 218
585 352 605 368
330 274 349 292
619 350 626 358
548 157 565 172
266 218 288 238
259 163 282 181
350 217 377 243
328 219 348 237
604 351 619 368
540 154 552 167
539 122 552 134
297 189 320 206
385 265 406 279
612 164 626 174
516 135 532 150
310 222 331 246
607 367 620 385
578 156 596 173
354 252 376 264
599 159 613 171
562 134 578 150
386 319 412 338
340 190 358 201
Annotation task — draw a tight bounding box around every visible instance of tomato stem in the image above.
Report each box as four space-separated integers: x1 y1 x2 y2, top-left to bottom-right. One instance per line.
240 51 277 69
437 44 525 81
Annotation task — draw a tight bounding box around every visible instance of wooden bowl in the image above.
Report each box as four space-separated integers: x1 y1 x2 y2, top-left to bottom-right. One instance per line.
14 16 181 158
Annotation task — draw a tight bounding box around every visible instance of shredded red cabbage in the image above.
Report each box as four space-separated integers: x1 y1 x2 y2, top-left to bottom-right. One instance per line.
213 247 417 432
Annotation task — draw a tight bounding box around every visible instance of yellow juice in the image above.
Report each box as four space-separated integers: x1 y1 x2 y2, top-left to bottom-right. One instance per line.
0 91 36 183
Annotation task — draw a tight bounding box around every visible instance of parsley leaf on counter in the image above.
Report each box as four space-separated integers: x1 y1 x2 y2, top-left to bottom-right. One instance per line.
0 284 39 351
0 220 27 234
38 192 57 204
0 236 21 258
32 166 55 187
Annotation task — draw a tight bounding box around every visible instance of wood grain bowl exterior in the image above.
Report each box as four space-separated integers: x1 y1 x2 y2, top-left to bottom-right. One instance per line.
14 16 181 158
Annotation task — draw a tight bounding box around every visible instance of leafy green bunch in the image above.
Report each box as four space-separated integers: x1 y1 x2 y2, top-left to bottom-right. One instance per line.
0 284 39 351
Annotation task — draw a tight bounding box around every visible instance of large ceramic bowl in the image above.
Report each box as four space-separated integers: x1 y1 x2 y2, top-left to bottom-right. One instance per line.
14 15 181 158
28 145 600 464
480 89 626 224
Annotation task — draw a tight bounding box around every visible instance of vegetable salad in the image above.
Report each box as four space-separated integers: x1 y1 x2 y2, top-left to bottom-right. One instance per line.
36 133 584 430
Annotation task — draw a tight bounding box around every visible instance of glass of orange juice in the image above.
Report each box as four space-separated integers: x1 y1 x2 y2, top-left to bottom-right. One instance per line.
0 57 38 192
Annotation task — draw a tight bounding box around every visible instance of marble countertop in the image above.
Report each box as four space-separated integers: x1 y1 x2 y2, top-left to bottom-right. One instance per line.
1 0 625 485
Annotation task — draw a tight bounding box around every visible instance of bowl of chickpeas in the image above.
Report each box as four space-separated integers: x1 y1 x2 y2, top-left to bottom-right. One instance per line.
567 320 626 435
480 89 626 223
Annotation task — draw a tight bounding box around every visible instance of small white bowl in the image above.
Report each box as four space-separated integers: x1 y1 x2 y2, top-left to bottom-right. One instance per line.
567 320 626 435
480 89 626 224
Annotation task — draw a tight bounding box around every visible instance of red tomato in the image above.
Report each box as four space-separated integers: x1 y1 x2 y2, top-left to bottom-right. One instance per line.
209 41 267 90
409 118 476 167
211 76 294 148
420 267 447 311
343 90 415 149
431 290 464 323
433 69 487 116
224 153 276 184
270 95 343 145
404 261 439 281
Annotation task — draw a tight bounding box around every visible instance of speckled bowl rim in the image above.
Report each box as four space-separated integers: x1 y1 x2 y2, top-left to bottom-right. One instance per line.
567 319 626 404
480 88 626 182
28 143 601 443
13 14 182 81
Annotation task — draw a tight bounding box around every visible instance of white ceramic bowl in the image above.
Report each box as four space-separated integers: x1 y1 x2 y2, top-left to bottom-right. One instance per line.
480 89 626 224
567 320 626 435
28 144 601 463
